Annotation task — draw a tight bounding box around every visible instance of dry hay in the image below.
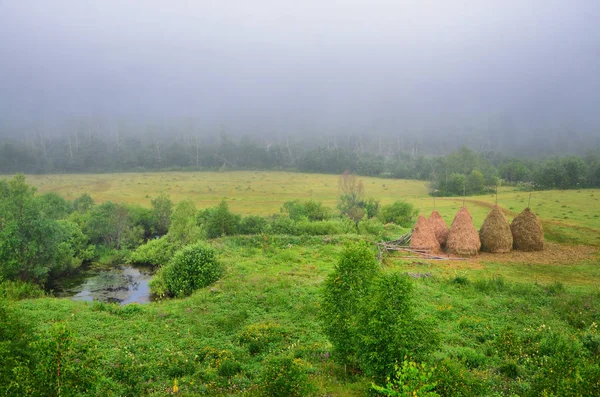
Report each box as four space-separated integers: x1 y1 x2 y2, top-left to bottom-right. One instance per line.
410 215 441 253
479 206 513 253
447 207 481 257
511 207 544 251
428 210 449 246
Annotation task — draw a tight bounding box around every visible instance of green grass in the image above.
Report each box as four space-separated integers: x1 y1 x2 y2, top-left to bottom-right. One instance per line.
5 171 600 395
24 171 600 238
11 235 600 396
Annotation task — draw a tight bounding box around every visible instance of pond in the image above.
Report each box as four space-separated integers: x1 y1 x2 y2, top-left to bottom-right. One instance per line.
52 265 154 304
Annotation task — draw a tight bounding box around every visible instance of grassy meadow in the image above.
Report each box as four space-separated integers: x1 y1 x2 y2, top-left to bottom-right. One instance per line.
26 171 600 227
5 171 600 396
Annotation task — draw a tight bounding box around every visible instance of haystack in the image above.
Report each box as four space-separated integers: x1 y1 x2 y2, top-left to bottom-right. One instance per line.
446 207 481 256
428 210 449 246
479 206 513 253
410 215 441 253
511 208 544 251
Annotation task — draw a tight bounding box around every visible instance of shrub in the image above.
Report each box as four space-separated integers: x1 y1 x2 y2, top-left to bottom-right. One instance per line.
431 358 487 396
260 355 314 397
379 200 417 227
371 360 439 397
358 217 385 237
0 298 34 393
169 201 201 245
239 215 268 235
355 273 438 381
320 241 380 366
281 200 330 221
26 321 100 396
296 220 345 236
129 236 177 267
153 243 222 298
269 215 298 235
0 280 45 300
203 200 241 238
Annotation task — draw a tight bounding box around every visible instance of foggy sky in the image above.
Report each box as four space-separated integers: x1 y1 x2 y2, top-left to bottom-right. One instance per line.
1 0 599 137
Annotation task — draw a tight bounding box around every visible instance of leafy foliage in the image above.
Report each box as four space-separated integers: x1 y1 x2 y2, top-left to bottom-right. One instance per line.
201 200 241 238
150 193 173 236
372 360 439 397
355 273 438 380
0 175 84 284
379 200 417 227
281 200 330 221
129 235 177 267
260 355 314 397
320 241 380 365
153 243 222 298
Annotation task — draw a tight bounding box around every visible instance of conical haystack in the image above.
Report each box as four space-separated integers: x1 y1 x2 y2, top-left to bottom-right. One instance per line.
511 208 544 251
410 215 441 253
479 206 513 253
447 207 481 256
429 210 449 246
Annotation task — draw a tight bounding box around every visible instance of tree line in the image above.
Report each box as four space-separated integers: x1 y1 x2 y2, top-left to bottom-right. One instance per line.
1 131 600 194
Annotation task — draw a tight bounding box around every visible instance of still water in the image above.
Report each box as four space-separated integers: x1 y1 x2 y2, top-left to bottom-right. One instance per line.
53 265 153 304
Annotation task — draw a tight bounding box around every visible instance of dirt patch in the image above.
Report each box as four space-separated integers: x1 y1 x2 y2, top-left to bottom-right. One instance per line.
473 242 597 265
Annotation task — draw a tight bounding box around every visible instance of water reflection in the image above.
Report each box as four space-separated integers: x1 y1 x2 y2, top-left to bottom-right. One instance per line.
56 265 153 305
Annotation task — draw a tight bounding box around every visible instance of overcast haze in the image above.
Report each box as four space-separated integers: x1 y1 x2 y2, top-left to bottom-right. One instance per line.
1 0 599 142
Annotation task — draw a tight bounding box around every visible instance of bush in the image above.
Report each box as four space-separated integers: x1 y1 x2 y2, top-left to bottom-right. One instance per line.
0 298 34 392
129 236 177 267
260 355 314 397
152 243 222 298
358 218 385 237
281 200 330 221
202 200 241 238
0 280 45 300
379 200 417 227
355 273 438 381
239 215 268 235
320 241 380 366
372 360 439 397
296 220 344 236
268 215 298 235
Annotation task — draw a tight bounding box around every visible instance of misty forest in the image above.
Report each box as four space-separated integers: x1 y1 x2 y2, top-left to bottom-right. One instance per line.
1 1 600 396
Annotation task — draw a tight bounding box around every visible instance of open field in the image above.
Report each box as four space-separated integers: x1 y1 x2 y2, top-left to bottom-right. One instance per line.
24 171 600 244
4 171 600 395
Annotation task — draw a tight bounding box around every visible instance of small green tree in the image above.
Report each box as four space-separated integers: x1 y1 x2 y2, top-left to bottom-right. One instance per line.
150 193 173 236
168 201 201 245
446 173 467 196
320 241 380 366
467 170 485 195
72 193 95 213
355 273 439 381
203 200 240 238
0 175 80 283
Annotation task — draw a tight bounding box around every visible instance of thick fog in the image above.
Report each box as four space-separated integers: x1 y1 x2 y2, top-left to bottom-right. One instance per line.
1 0 599 147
